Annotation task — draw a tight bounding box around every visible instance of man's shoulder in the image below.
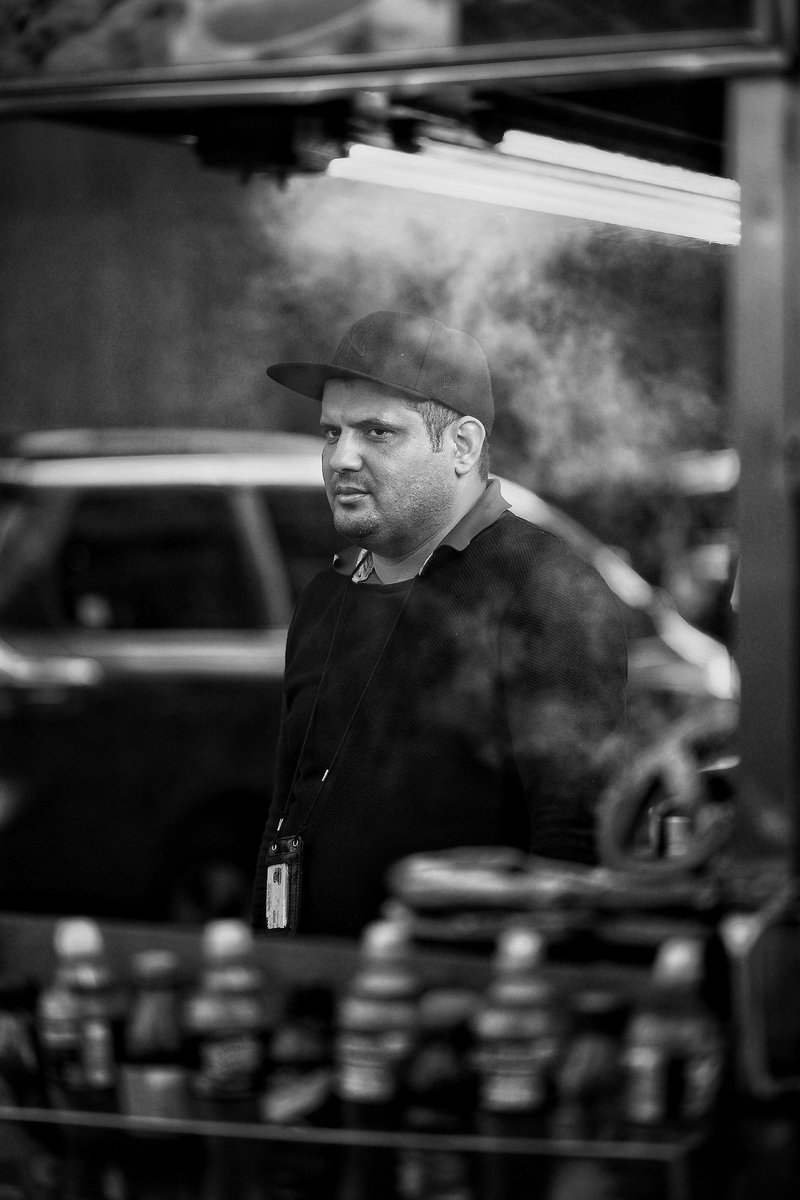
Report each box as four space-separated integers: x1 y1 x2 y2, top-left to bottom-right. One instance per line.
290 559 343 617
475 509 588 567
470 511 623 608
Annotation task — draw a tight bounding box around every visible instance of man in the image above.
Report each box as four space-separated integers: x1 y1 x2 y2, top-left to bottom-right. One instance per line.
253 310 627 938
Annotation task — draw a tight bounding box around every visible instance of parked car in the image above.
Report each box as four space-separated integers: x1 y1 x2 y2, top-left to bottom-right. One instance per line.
0 428 736 923
661 448 739 640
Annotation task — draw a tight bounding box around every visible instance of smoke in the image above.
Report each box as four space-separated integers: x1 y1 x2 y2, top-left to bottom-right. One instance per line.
247 174 726 503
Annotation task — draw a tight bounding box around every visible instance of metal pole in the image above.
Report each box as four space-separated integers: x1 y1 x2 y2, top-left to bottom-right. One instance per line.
727 77 800 874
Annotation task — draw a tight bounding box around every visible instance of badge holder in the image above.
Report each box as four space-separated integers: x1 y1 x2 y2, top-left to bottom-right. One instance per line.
264 835 304 934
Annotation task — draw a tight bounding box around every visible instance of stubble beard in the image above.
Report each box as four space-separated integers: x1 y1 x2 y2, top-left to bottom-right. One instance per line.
332 507 381 545
328 459 454 556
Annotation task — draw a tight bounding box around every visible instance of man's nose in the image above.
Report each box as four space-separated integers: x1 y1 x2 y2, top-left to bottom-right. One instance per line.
328 430 362 472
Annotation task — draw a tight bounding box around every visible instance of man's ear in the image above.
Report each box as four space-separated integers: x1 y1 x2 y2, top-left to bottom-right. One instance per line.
453 417 486 475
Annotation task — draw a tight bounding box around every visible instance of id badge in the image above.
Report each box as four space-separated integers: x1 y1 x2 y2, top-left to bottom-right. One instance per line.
264 835 304 934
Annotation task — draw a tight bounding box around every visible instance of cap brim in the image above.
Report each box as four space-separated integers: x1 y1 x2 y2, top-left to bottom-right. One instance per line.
267 361 443 405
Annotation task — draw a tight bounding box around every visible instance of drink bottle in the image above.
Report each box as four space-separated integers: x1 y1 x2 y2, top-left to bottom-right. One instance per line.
471 924 562 1200
0 973 59 1199
260 983 340 1200
334 916 420 1200
35 918 126 1200
120 948 198 1200
549 986 627 1142
395 987 478 1200
183 919 274 1200
622 936 726 1132
37 919 104 1109
71 947 126 1116
0 973 44 1108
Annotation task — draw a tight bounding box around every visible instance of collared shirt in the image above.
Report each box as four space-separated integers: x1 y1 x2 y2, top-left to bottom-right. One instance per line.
332 477 511 582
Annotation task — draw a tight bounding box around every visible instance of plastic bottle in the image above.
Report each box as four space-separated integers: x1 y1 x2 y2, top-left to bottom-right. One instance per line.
622 937 726 1133
260 983 340 1200
35 918 126 1200
120 948 197 1200
472 926 560 1122
0 973 59 1199
37 919 104 1109
395 987 478 1200
183 919 274 1200
334 916 420 1200
0 974 44 1109
549 986 628 1142
471 925 561 1200
70 946 126 1117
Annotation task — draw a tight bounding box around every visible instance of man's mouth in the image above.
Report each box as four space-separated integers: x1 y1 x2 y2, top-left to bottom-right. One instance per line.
332 480 370 499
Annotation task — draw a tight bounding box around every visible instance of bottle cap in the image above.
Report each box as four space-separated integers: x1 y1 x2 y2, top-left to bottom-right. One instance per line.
53 918 105 961
70 961 114 991
201 919 255 961
360 917 411 960
652 937 703 987
418 988 476 1030
130 948 182 983
573 987 623 1016
494 925 544 973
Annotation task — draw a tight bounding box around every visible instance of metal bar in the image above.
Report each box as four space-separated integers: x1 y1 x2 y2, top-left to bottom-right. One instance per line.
0 1105 706 1159
0 45 791 117
727 77 800 870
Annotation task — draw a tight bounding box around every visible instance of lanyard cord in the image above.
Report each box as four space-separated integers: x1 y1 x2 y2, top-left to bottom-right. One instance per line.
276 565 417 835
275 573 350 832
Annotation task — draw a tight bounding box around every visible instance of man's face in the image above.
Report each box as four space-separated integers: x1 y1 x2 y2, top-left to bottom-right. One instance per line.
320 379 458 558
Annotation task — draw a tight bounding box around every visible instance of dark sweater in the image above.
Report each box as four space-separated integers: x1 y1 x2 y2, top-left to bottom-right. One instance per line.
253 508 627 938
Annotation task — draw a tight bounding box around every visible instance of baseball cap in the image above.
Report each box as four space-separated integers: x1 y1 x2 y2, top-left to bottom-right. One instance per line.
267 311 495 434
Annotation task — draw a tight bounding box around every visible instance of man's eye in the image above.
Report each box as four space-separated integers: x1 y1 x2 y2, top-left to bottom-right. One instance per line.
322 429 339 443
367 427 390 439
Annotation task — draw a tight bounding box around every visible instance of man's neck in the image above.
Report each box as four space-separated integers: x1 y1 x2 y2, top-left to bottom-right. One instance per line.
369 483 485 584
370 528 448 584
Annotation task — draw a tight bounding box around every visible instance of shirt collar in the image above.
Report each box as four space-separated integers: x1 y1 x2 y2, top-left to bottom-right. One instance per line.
333 478 510 578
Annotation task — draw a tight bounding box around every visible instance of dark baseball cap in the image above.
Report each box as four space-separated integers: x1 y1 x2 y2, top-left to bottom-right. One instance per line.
267 311 495 434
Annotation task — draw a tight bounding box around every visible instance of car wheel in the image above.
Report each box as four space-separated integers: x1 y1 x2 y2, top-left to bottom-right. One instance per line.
596 698 738 875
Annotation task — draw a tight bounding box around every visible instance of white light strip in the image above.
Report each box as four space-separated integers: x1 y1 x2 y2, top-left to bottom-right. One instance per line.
327 136 740 244
499 129 740 201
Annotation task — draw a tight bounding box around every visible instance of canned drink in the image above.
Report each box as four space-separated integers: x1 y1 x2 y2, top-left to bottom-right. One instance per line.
663 814 693 859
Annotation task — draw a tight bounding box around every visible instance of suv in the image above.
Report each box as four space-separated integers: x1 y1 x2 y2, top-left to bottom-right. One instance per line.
0 429 735 923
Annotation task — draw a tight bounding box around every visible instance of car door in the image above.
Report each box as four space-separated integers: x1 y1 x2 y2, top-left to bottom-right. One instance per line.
257 482 346 603
0 481 290 919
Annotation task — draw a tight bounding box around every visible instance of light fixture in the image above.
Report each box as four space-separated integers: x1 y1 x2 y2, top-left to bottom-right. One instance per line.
327 131 740 245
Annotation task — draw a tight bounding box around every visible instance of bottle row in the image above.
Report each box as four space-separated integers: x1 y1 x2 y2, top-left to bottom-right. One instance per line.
0 912 730 1200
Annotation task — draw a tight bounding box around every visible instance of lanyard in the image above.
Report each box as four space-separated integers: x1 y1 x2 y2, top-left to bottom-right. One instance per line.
276 566 417 835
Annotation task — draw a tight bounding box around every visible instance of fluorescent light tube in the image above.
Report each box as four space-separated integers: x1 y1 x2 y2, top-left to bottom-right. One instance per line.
327 134 740 244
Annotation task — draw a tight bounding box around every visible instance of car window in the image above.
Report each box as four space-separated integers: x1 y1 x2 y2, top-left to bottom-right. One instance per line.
40 487 263 632
261 485 344 601
0 485 75 629
0 486 18 550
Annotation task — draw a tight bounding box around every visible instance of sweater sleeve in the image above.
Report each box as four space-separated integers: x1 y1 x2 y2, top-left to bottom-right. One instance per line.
498 542 628 864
